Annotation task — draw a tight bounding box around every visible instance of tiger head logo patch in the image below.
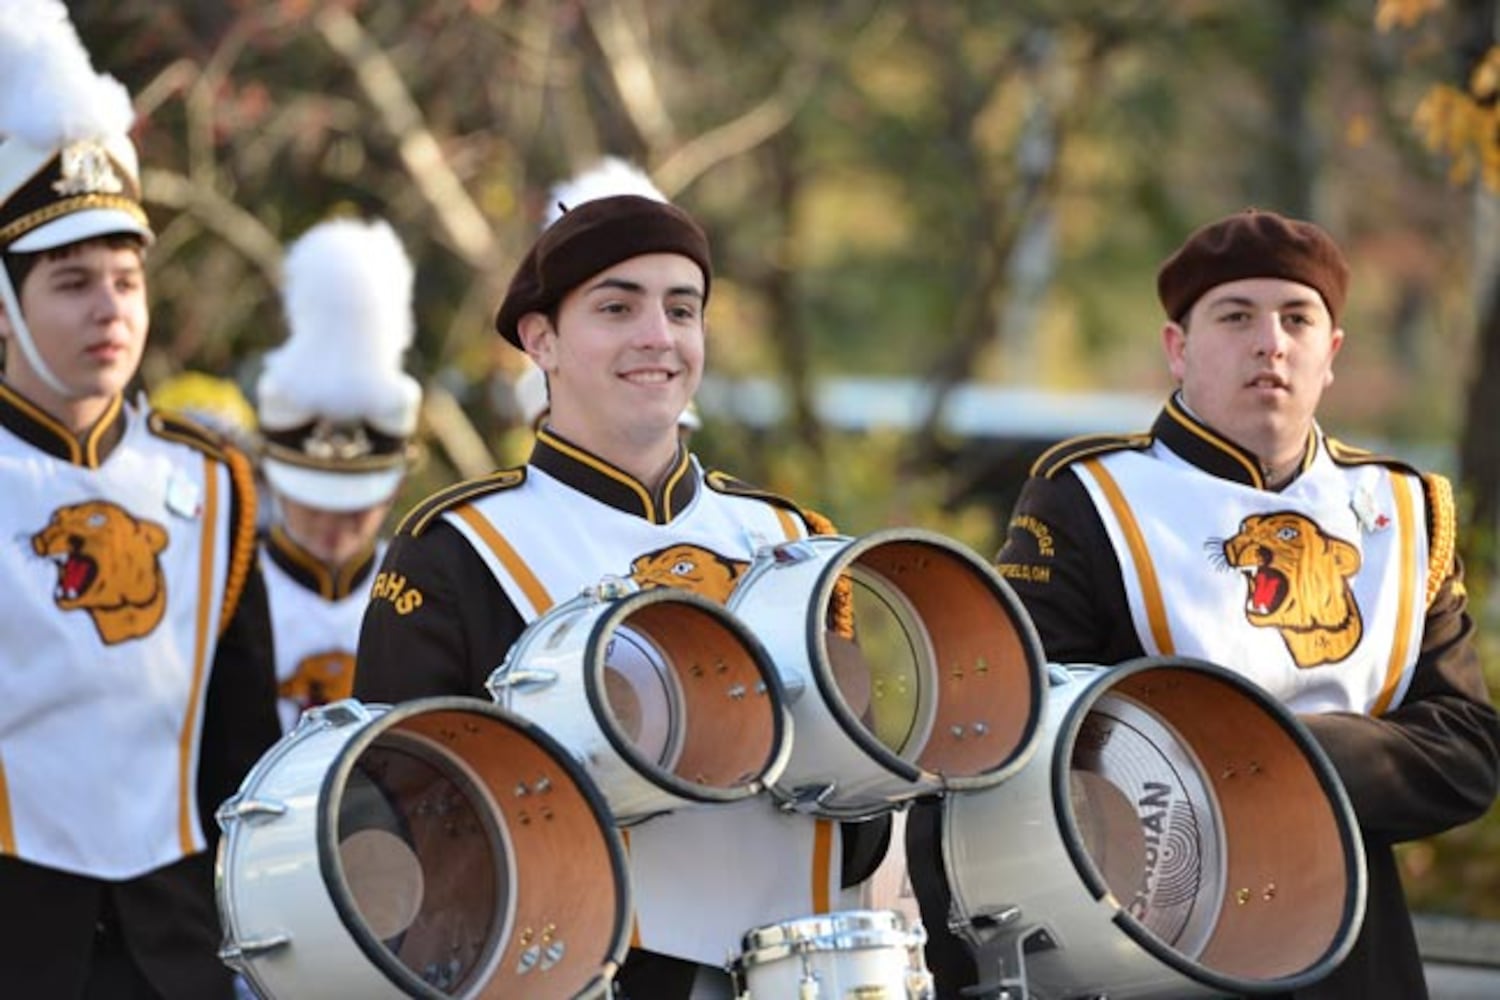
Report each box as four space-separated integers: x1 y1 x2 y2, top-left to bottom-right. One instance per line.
279 650 356 712
629 543 747 602
31 501 170 644
1220 511 1363 668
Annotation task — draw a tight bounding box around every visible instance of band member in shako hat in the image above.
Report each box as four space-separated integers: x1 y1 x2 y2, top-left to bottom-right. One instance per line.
356 181 890 997
0 4 279 997
254 216 422 732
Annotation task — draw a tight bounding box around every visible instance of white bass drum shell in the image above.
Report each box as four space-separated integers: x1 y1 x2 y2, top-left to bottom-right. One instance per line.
215 698 630 999
941 658 1366 999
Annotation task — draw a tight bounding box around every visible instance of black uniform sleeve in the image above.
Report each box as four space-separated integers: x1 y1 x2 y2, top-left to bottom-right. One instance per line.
993 470 1143 666
1300 560 1500 843
197 563 280 843
354 519 528 702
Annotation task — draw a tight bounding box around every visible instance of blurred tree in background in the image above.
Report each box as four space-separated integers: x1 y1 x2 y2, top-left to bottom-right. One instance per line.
1374 0 1500 921
64 0 1498 915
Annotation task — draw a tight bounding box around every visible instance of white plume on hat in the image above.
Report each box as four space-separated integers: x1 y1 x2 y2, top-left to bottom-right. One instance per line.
543 156 667 229
0 0 135 149
258 217 422 437
0 0 152 400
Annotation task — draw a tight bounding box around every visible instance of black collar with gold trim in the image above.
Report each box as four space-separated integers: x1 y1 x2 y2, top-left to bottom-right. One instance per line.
530 427 697 524
0 380 127 467
1155 394 1318 491
263 524 379 601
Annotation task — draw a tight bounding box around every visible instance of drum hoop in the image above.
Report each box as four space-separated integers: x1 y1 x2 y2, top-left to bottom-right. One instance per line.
584 588 792 804
1047 657 1368 994
214 700 387 995
316 697 634 998
738 909 925 969
806 528 1047 787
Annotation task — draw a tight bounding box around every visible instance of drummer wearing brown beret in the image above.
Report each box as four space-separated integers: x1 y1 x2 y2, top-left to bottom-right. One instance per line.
355 191 889 997
909 208 1500 998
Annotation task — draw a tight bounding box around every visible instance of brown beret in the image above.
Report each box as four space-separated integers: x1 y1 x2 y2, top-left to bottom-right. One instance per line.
1157 208 1350 325
495 194 712 348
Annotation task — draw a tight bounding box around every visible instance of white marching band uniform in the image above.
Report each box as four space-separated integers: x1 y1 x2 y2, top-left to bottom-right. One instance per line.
1072 429 1431 715
445 436 849 966
0 395 250 878
260 528 385 733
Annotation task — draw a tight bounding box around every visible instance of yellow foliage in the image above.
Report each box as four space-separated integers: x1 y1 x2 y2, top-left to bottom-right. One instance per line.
1471 45 1500 100
1375 0 1445 33
1412 84 1500 191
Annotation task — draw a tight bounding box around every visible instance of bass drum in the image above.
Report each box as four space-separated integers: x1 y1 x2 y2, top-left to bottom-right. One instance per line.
727 529 1045 818
216 698 630 1000
489 581 790 824
731 910 935 999
938 658 1367 998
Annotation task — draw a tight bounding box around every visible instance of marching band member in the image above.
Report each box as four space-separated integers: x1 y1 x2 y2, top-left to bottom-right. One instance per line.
0 4 278 995
911 208 1500 999
355 181 887 997
254 217 422 733
514 157 704 442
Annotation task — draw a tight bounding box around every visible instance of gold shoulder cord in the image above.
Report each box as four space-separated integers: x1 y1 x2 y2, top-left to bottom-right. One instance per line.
800 506 855 639
219 447 260 634
1423 473 1456 609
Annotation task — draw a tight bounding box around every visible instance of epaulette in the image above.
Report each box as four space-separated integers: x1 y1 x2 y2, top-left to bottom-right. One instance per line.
1325 437 1422 478
147 410 258 633
147 409 230 462
1031 432 1153 479
705 469 814 521
1422 472 1457 608
395 467 527 538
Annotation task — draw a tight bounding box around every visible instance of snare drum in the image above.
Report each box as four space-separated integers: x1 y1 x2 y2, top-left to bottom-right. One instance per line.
216 698 630 999
939 658 1366 998
489 581 791 825
731 910 935 999
726 529 1045 818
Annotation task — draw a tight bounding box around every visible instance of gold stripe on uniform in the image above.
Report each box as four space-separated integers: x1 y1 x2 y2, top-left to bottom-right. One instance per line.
541 431 658 522
811 819 834 913
178 457 220 852
1373 478 1419 717
82 394 121 468
0 754 13 855
1084 459 1175 655
453 506 555 615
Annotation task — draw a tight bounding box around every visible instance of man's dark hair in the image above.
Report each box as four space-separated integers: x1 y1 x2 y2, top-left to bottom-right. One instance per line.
3 232 148 292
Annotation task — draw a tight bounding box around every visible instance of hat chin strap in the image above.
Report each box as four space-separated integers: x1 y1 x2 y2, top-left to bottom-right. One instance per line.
0 267 76 399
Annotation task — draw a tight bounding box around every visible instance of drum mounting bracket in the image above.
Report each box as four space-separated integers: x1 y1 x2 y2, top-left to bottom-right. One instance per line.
778 782 836 814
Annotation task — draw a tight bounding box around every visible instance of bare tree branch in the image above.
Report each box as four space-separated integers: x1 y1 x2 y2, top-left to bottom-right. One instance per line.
653 66 817 196
142 167 284 282
315 5 501 269
585 0 677 150
422 382 497 481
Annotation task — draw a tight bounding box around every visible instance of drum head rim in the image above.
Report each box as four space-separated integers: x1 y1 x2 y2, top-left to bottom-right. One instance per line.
1049 657 1367 994
807 528 1047 788
585 588 792 804
316 697 634 998
214 700 390 991
736 909 924 969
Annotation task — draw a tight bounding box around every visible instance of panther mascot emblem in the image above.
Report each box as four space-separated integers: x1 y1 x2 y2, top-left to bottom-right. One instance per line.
280 650 356 713
629 543 747 602
1221 511 1363 668
31 501 170 645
